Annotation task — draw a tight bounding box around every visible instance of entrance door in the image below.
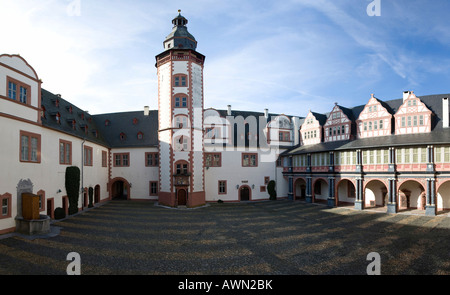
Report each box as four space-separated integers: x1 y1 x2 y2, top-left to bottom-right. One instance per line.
178 189 187 206
240 186 250 201
112 181 127 200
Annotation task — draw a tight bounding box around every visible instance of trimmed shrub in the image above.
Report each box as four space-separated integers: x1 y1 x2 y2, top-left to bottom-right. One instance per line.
65 166 80 215
88 187 94 208
54 207 66 220
268 180 277 200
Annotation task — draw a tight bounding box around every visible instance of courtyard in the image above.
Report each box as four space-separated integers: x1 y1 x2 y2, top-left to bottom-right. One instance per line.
1 199 450 275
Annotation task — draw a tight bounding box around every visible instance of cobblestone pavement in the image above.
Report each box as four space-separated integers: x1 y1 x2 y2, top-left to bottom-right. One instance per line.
1 199 450 275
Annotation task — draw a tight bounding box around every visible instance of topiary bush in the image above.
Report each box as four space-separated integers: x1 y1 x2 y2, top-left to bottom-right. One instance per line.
65 166 80 215
267 180 277 200
88 187 94 208
54 207 66 220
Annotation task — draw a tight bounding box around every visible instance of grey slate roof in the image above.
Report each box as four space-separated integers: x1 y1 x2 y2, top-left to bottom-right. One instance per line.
40 89 108 147
93 110 159 148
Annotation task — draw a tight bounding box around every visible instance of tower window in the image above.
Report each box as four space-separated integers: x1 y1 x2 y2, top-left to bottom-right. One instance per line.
174 96 187 108
174 74 187 87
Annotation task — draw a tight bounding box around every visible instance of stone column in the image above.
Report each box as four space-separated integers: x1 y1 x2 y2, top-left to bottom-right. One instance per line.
306 177 312 203
387 178 397 213
288 176 294 200
355 177 364 210
426 178 436 216
327 177 335 207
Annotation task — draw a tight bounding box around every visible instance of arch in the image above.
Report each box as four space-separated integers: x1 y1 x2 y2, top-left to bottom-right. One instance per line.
239 185 252 201
312 178 329 203
294 177 307 200
364 179 388 208
437 180 450 213
336 178 356 207
110 177 131 200
397 179 425 212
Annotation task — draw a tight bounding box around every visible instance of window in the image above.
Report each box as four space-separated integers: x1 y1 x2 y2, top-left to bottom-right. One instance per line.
84 146 93 166
7 77 30 105
379 120 383 129
0 193 11 219
174 95 187 108
145 152 159 167
407 116 412 127
175 115 188 128
114 153 130 167
242 153 258 167
279 131 290 141
218 180 227 194
401 117 406 127
59 140 72 165
149 181 158 196
176 163 189 175
341 125 345 134
205 153 221 167
137 132 144 140
20 131 41 163
102 151 107 167
175 136 189 151
413 116 417 126
419 115 424 126
174 75 187 87
364 122 367 131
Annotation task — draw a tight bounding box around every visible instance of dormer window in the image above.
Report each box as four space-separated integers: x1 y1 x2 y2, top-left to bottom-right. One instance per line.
137 132 144 140
120 133 126 141
105 120 110 126
133 118 139 125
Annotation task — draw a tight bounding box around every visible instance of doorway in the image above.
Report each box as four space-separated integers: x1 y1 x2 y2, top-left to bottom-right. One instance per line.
178 189 187 206
240 185 251 201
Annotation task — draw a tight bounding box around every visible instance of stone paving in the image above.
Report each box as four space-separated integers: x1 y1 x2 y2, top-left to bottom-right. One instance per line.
1 199 450 275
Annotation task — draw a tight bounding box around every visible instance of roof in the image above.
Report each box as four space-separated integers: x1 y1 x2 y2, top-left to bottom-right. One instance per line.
282 93 450 156
93 110 159 148
40 89 108 147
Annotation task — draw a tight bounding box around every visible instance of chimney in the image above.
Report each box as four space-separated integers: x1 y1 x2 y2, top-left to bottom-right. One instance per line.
443 98 449 128
403 91 411 102
227 105 231 116
144 106 149 116
264 108 269 119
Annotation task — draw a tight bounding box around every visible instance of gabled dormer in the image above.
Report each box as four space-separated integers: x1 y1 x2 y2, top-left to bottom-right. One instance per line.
0 54 42 123
324 103 352 142
356 94 393 138
300 111 326 146
394 91 432 135
267 114 293 146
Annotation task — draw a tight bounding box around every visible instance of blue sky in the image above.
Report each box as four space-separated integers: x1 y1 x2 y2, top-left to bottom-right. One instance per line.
2 0 450 116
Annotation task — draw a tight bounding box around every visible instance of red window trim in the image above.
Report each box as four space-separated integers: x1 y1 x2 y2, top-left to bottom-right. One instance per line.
0 193 12 219
19 130 41 163
149 181 159 196
7 76 31 106
101 150 107 167
84 145 93 166
113 153 130 167
145 152 159 167
173 93 189 108
218 180 227 195
242 153 258 167
205 152 222 167
173 74 188 87
59 139 72 165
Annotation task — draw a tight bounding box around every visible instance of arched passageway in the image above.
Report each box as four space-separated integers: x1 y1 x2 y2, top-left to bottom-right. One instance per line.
364 180 388 209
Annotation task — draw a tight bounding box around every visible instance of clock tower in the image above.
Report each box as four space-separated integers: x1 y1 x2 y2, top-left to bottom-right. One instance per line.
156 11 206 207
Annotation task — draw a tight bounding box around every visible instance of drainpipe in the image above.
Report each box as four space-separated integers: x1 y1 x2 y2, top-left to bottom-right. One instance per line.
81 139 85 208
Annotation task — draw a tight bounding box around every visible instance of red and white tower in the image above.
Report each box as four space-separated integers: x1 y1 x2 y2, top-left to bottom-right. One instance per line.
156 10 206 207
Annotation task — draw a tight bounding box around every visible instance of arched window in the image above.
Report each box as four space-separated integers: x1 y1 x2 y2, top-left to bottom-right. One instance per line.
174 135 189 151
120 132 127 141
174 115 188 128
174 94 188 108
137 132 144 140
